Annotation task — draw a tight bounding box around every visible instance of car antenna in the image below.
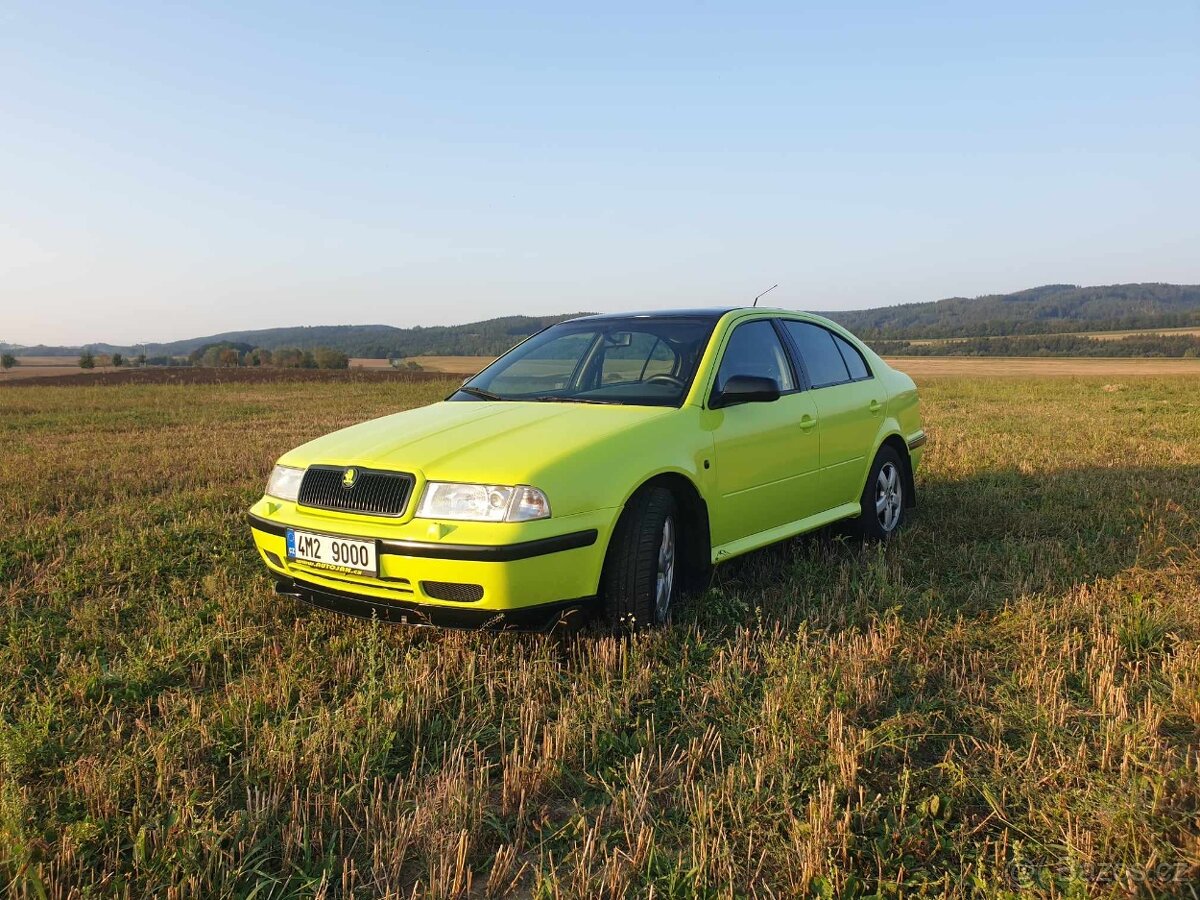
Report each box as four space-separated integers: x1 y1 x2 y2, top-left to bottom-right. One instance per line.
752 284 778 307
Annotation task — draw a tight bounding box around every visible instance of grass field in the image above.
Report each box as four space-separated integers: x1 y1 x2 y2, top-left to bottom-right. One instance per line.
904 325 1200 346
396 356 496 375
2 375 1198 897
1 358 121 381
885 356 1200 378
12 355 1200 385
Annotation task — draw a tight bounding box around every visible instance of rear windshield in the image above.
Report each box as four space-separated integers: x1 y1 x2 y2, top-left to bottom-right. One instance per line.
450 316 718 407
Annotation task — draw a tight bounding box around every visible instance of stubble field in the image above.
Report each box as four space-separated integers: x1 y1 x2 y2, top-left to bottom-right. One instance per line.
1 372 1198 898
1 358 122 381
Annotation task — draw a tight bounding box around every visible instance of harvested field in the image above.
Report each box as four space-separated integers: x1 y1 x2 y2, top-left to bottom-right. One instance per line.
906 325 1200 345
0 366 456 389
399 355 495 375
2 375 1198 896
10 355 1197 388
884 355 1200 378
1 357 120 380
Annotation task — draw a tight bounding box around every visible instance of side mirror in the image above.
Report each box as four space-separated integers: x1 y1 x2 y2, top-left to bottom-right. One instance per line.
712 374 780 408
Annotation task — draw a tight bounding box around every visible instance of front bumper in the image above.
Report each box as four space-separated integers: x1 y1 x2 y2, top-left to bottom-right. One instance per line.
248 498 616 628
274 575 593 631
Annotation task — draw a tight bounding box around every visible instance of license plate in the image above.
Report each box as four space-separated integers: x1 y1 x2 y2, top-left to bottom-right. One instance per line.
286 528 378 576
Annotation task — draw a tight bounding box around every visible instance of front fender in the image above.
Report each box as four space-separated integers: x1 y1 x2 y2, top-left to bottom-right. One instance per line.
526 407 713 518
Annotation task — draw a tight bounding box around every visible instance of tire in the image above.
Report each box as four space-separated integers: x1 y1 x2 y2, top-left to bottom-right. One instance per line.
852 446 907 540
601 487 679 630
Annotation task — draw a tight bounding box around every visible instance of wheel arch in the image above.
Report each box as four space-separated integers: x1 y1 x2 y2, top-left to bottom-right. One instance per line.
604 470 712 593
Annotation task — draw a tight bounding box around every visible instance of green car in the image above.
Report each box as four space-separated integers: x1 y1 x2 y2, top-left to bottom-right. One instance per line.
249 308 924 630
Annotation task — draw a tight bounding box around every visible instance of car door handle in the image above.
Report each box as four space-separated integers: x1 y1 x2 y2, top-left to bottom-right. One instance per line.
798 415 817 431
868 399 882 414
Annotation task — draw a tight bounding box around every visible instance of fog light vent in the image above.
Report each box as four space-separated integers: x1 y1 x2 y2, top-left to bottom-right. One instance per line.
265 550 284 568
421 581 484 603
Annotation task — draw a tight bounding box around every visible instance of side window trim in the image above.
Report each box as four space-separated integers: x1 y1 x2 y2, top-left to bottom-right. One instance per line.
770 317 811 391
767 319 802 395
832 332 875 382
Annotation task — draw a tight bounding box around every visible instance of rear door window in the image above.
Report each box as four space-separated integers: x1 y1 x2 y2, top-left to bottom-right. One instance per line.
833 333 871 380
782 321 849 388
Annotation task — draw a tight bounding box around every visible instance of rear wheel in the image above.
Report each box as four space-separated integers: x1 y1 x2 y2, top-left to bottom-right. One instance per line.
852 446 907 540
601 487 678 630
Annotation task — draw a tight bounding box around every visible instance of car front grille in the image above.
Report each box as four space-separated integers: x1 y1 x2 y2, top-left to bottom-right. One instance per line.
297 466 415 517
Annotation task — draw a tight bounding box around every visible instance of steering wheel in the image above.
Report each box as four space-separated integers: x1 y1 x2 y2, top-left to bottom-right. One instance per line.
645 373 685 388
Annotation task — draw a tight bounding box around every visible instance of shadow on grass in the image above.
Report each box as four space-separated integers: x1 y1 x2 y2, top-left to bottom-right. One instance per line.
679 461 1199 632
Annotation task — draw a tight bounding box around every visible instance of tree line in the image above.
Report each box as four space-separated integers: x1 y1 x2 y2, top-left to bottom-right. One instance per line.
71 344 350 369
186 343 349 369
868 333 1200 358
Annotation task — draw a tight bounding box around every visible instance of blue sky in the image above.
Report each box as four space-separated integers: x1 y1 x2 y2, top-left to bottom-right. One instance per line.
2 1 1197 345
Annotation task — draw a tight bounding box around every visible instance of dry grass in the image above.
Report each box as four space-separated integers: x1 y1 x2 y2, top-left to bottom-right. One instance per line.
400 356 496 374
1075 325 1200 341
13 356 1199 385
2 375 1198 897
884 356 1200 377
1 358 120 381
906 326 1200 346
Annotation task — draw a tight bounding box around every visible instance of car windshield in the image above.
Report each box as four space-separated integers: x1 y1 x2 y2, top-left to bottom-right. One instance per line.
450 316 719 407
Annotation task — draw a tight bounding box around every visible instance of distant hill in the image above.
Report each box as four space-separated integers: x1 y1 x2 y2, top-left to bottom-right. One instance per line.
8 283 1200 358
5 315 591 359
820 283 1200 339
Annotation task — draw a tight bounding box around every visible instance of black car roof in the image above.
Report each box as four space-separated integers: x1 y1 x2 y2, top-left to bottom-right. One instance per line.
568 308 740 323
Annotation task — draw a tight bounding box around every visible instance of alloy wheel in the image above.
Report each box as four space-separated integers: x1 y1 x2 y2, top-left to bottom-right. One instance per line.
654 516 676 622
875 462 903 533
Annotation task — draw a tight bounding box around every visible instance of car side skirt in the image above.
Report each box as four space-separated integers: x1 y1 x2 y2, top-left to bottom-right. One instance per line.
711 501 861 564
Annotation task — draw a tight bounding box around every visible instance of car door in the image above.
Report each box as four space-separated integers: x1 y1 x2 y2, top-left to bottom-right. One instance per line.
706 318 824 549
779 319 884 512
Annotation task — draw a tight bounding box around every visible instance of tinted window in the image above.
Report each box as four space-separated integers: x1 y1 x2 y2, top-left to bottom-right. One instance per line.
714 320 795 394
783 321 850 388
458 316 717 407
600 333 679 385
484 332 593 395
833 333 871 380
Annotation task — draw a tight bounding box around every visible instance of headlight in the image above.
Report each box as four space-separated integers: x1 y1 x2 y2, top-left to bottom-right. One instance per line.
416 482 551 522
265 465 304 501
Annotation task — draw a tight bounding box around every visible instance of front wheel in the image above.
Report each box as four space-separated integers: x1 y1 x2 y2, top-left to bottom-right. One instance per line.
852 447 907 540
600 487 678 630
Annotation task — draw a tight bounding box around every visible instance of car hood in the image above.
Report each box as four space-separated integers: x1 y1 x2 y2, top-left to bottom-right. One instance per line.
280 400 674 482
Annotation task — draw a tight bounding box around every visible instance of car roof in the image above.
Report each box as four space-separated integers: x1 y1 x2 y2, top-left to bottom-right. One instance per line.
569 307 809 323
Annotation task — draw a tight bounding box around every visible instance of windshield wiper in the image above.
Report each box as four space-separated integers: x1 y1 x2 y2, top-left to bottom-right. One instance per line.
531 395 624 405
459 386 505 401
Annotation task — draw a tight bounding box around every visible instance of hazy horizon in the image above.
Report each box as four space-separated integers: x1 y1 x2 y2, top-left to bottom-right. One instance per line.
4 1 1199 346
7 280 1200 350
